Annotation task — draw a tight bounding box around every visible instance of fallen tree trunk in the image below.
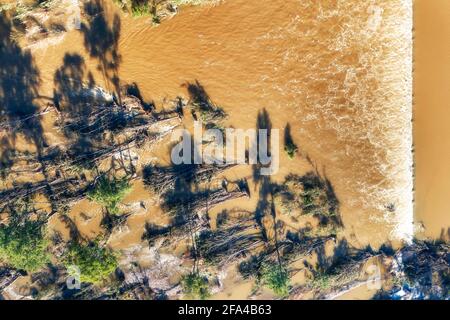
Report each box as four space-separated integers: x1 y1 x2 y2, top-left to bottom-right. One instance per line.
143 214 209 246
162 186 249 217
57 94 182 136
2 117 180 178
197 217 265 266
0 177 91 214
0 105 56 133
143 163 236 194
0 267 22 292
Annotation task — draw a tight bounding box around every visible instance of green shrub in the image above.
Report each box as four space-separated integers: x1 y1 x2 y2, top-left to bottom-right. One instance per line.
113 0 217 18
64 241 118 284
0 214 50 272
310 272 332 290
130 1 152 17
181 272 210 300
284 141 298 159
259 263 290 297
87 176 132 215
274 174 336 218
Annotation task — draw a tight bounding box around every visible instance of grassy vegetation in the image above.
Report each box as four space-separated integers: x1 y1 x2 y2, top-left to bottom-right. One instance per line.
112 0 151 17
259 262 290 297
302 223 340 238
64 241 118 284
284 140 298 159
181 272 210 300
301 187 332 216
0 211 50 272
112 1 220 28
1 0 54 19
0 3 14 13
239 256 290 297
130 1 152 17
309 272 332 291
87 175 132 215
273 173 336 218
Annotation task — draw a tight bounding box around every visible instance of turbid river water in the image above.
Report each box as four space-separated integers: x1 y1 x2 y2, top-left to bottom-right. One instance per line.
119 0 414 247
29 0 414 249
414 0 450 241
3 0 449 301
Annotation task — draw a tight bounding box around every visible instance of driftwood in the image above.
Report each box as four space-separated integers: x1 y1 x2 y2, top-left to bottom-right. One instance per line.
1 95 181 179
59 277 155 300
197 216 265 266
143 163 236 195
0 267 22 292
309 252 377 299
58 101 158 137
57 94 182 136
279 236 336 264
2 117 179 178
399 241 449 281
0 177 91 213
0 105 56 133
143 214 209 246
237 235 336 280
391 241 450 299
162 186 249 217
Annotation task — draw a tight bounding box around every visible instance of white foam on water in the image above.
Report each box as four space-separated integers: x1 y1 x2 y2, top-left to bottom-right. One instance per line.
254 0 414 242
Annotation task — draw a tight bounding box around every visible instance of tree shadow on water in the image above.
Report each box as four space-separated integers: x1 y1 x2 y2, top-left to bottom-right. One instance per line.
0 14 46 176
252 108 274 225
184 80 226 124
52 53 99 167
284 123 298 159
80 0 122 100
53 53 96 118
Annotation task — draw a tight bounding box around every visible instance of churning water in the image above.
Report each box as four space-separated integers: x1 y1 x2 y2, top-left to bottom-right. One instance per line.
29 0 414 247
116 0 413 244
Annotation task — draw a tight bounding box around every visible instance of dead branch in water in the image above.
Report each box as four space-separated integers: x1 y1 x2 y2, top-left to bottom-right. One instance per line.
0 177 91 214
279 236 336 264
144 186 249 245
1 94 182 179
0 104 56 133
143 214 209 246
238 235 335 280
56 93 182 136
303 249 377 300
2 117 179 179
162 185 249 217
0 267 23 292
143 163 236 195
197 215 265 266
56 96 180 137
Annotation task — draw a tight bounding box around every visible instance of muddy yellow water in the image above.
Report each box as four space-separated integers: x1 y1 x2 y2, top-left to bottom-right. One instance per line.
116 0 413 247
9 0 414 250
414 0 450 241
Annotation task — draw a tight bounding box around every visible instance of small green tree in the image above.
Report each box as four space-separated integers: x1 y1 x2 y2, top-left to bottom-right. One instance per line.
260 263 290 297
87 176 132 215
0 214 50 272
131 1 152 17
284 141 298 159
181 272 210 300
64 241 118 284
